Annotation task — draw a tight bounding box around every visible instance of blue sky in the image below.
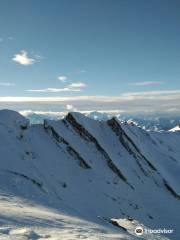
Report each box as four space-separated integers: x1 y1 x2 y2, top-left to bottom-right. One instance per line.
0 0 180 113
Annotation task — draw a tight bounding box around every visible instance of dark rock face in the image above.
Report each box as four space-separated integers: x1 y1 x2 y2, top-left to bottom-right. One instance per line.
107 118 157 173
66 113 131 186
163 179 180 199
107 117 180 200
44 119 91 169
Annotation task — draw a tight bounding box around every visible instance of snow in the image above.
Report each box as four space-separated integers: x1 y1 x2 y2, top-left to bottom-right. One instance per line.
0 109 29 130
0 110 179 239
0 194 136 240
169 125 180 132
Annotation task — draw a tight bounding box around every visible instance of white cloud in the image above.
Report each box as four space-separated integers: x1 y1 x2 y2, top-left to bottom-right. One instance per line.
26 81 86 93
121 90 180 97
68 82 86 88
0 38 3 43
12 50 36 65
19 110 66 117
0 82 15 86
65 104 77 111
2 89 180 102
58 76 68 82
129 81 164 86
66 104 74 110
26 87 81 93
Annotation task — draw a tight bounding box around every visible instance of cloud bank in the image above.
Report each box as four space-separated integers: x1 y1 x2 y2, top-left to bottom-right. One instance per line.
1 90 180 114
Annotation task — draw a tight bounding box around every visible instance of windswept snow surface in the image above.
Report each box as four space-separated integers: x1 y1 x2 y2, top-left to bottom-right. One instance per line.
0 110 179 239
0 194 136 240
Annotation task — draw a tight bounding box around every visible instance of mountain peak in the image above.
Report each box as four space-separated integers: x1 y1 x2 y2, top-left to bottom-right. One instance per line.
0 109 29 129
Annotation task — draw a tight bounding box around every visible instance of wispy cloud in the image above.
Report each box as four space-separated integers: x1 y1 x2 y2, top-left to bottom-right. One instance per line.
26 81 86 93
129 81 164 86
68 82 86 88
8 36 13 40
26 87 82 93
12 50 37 65
122 90 180 97
0 82 15 86
79 69 86 74
0 36 14 42
58 75 68 82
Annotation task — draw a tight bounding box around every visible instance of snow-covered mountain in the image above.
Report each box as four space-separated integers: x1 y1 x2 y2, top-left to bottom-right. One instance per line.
0 109 180 240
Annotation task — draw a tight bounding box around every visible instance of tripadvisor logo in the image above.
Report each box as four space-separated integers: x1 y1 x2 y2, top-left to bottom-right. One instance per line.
134 226 174 236
135 226 144 236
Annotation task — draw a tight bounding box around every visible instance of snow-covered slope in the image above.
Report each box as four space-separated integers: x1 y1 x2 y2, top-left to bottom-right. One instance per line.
169 125 180 132
0 110 179 239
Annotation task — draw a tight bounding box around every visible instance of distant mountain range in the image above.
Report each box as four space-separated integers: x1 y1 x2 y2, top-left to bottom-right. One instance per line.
21 110 180 131
0 109 180 239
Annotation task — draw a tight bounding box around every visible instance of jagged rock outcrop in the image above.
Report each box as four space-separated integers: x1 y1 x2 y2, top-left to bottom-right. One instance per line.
66 113 132 187
107 117 157 172
44 119 91 169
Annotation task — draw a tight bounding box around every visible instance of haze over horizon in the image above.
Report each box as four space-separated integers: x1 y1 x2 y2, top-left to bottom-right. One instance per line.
0 0 180 114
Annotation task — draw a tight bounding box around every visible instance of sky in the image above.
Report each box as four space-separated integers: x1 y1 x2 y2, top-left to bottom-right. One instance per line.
0 0 180 114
